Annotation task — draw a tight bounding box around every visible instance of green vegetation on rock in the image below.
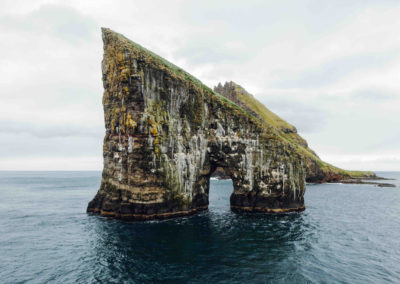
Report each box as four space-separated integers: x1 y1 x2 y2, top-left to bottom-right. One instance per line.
109 28 253 117
214 82 375 182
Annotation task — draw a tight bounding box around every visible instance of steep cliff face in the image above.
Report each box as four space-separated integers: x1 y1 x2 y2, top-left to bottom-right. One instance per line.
87 28 306 220
214 82 376 183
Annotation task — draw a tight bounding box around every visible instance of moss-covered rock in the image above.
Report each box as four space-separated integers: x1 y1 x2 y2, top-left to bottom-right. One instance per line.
214 82 376 183
87 28 306 220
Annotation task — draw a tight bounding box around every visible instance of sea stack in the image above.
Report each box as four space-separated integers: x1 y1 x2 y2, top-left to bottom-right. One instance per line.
87 28 306 220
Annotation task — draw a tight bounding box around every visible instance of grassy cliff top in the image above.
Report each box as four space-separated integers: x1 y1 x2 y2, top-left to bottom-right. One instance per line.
226 83 297 132
103 28 206 91
102 28 258 119
214 81 376 180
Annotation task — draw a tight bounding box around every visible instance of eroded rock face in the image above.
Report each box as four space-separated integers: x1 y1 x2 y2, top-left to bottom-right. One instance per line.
87 28 306 220
213 81 377 183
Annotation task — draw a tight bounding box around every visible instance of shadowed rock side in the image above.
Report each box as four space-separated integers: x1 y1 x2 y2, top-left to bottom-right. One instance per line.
214 82 377 183
87 28 306 220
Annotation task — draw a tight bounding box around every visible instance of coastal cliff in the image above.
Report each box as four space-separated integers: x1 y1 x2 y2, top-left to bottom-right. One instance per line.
214 82 376 183
87 28 306 220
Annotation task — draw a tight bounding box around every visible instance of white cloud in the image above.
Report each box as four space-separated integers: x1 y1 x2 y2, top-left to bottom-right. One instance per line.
0 4 97 43
0 156 102 171
320 154 400 172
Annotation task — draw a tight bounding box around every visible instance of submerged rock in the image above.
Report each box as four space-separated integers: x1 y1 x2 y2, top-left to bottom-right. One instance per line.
87 28 306 220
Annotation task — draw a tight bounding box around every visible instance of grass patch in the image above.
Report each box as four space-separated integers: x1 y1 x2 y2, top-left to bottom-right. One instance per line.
227 82 375 179
106 28 260 124
230 85 296 131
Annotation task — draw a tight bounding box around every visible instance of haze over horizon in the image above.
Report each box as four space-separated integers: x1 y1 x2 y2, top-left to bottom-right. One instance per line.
1 0 399 171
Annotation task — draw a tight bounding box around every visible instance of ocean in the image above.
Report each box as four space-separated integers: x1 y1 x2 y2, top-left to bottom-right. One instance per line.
0 171 399 283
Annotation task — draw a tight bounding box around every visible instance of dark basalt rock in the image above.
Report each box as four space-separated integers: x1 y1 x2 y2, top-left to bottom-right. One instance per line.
339 179 396 187
87 28 306 220
211 167 230 179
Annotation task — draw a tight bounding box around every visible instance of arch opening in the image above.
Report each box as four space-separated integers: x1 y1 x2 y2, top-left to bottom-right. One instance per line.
209 166 234 209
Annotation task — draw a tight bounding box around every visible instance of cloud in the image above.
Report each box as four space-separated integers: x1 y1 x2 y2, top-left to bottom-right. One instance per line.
0 131 102 158
273 51 398 89
0 120 103 138
369 131 400 151
0 4 98 44
350 87 399 101
320 154 400 171
0 156 102 171
258 97 327 133
176 36 250 65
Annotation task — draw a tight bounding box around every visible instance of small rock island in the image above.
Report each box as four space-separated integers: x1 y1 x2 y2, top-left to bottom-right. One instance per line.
87 28 375 220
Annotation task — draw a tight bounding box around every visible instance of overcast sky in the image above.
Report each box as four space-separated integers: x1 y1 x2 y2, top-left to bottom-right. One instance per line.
0 0 399 171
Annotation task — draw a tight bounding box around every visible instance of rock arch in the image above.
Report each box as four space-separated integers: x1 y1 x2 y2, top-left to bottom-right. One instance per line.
87 28 306 220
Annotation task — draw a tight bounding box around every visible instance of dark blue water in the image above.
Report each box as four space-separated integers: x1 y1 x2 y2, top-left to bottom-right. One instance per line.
0 171 399 283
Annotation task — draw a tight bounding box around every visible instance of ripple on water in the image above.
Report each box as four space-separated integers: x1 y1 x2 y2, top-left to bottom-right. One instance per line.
0 171 400 283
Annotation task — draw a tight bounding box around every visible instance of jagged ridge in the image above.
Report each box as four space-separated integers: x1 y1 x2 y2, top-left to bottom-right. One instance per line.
214 82 376 182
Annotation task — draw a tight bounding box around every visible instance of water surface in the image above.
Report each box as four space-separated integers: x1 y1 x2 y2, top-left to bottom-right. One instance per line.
0 171 399 283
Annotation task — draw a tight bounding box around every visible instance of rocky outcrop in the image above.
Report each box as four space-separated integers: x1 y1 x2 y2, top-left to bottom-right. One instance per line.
87 28 306 220
214 82 377 183
211 167 229 179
